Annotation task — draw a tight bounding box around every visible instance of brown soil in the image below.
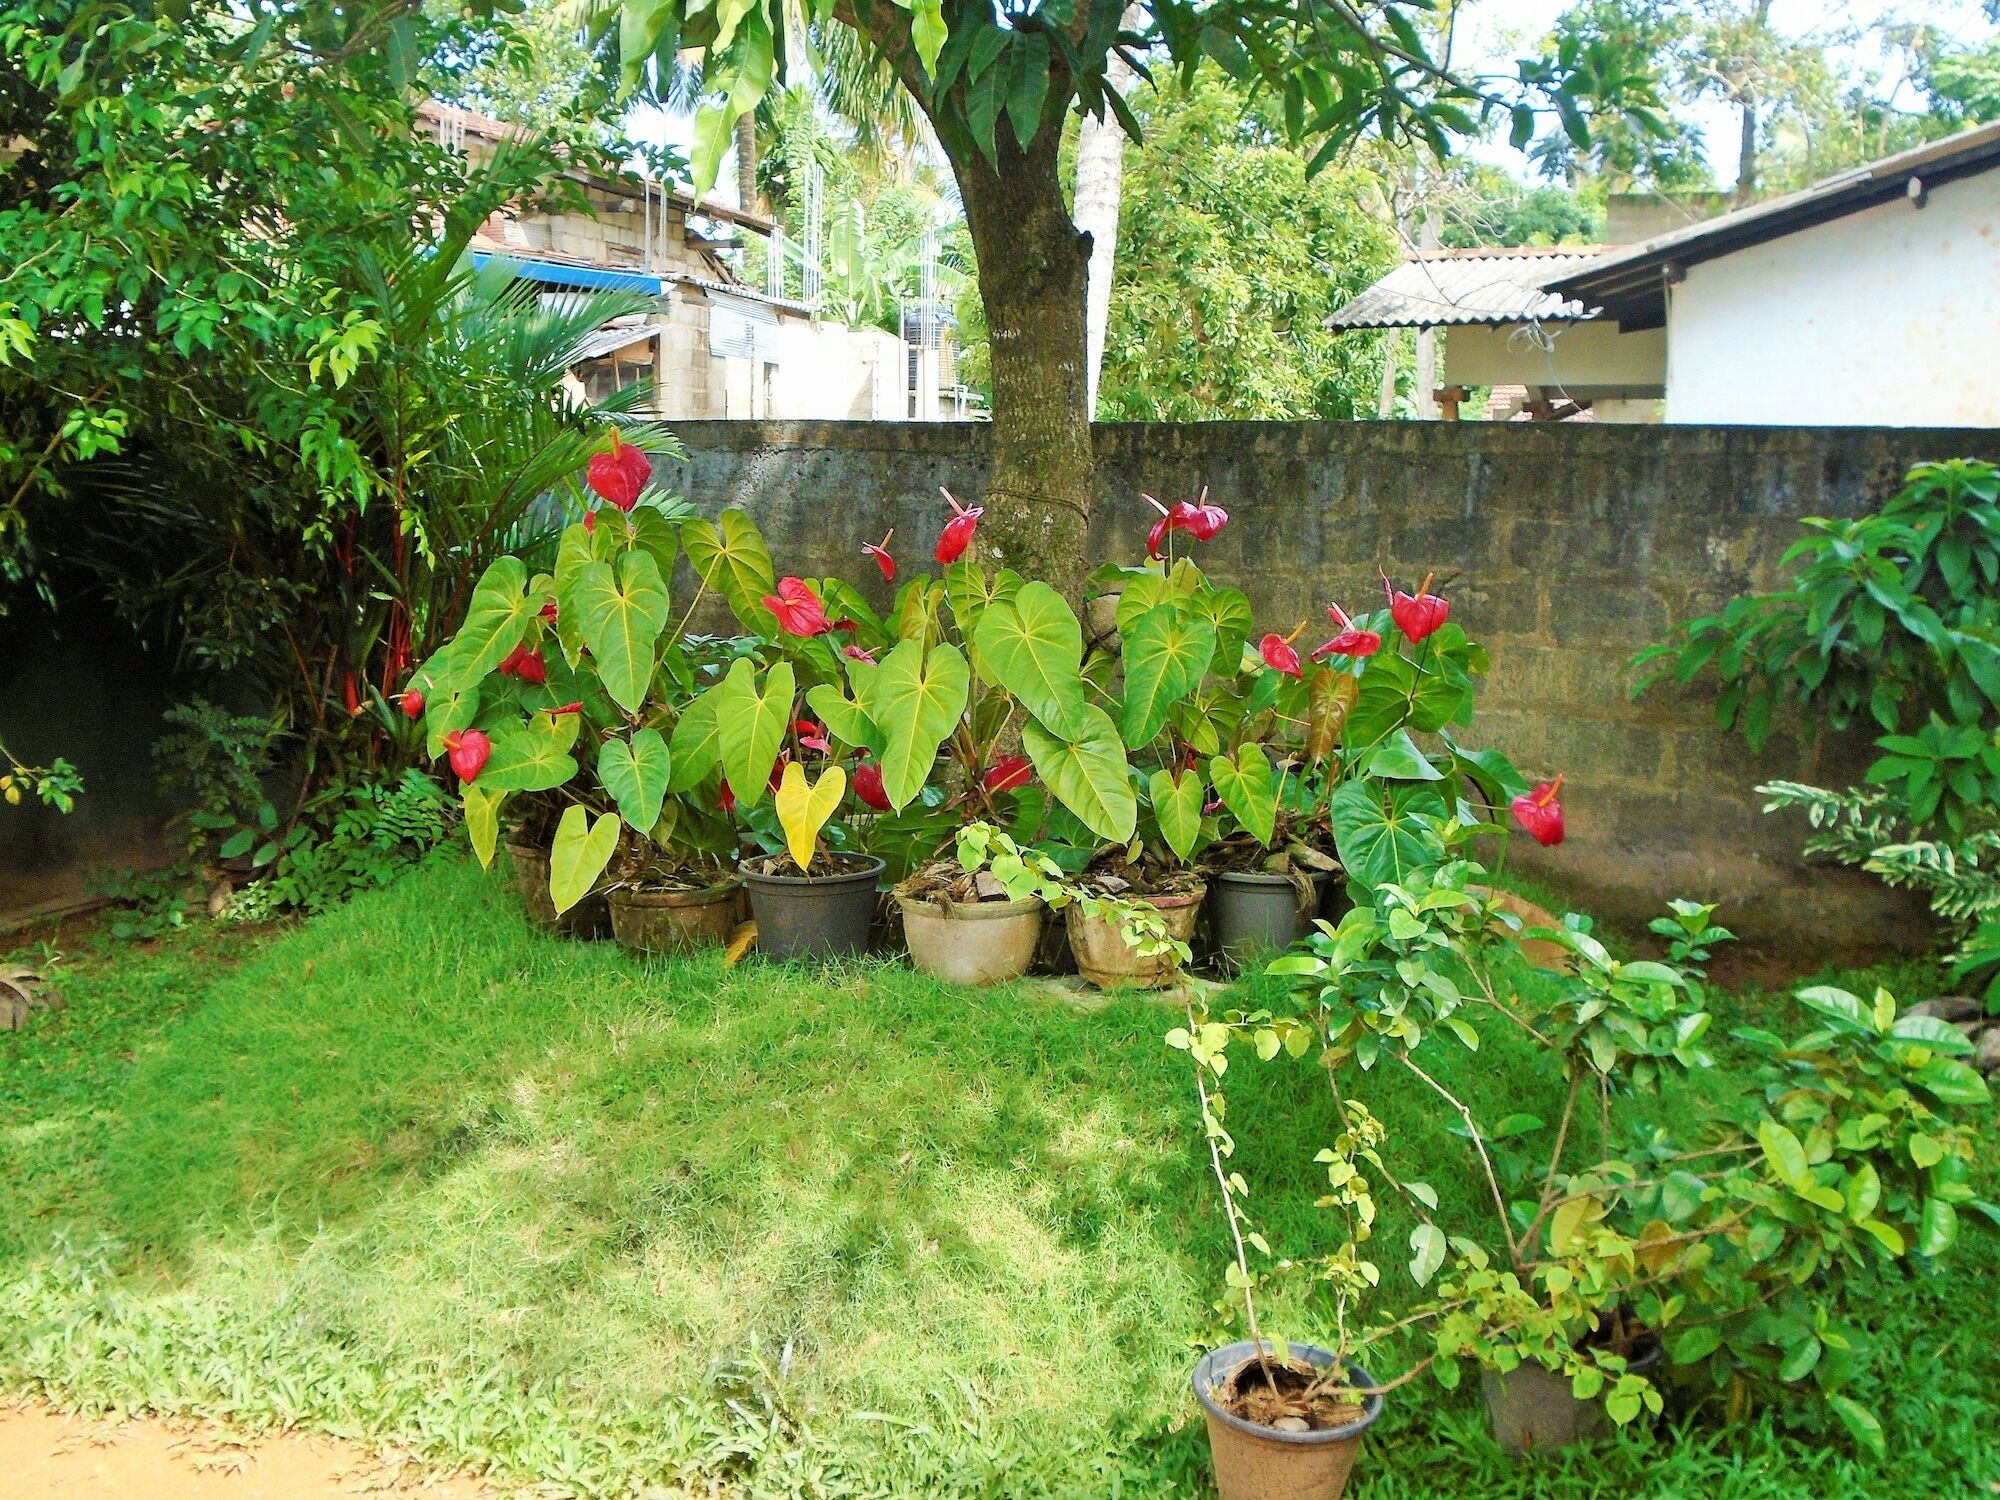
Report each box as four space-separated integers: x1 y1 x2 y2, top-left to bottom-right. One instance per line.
1199 830 1340 880
743 850 878 880
895 857 1015 905
1217 1355 1365 1432
0 1403 493 1499
606 851 734 894
1079 854 1204 899
1583 1306 1661 1364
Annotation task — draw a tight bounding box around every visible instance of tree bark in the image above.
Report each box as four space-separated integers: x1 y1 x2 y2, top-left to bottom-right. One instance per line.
951 127 1095 601
736 112 760 216
1073 3 1143 419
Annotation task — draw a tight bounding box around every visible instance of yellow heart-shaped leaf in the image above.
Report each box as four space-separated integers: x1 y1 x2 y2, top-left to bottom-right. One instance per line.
775 761 846 871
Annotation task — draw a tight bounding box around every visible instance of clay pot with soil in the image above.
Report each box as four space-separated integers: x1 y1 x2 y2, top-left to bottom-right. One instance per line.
1192 1342 1384 1500
506 838 612 939
1065 862 1205 990
1480 1309 1663 1454
739 850 885 962
895 855 1044 986
605 858 742 956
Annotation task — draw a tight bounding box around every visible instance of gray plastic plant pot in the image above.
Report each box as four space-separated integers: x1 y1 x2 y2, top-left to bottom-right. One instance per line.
1479 1337 1663 1454
506 841 611 939
1211 871 1325 967
739 854 885 962
1192 1341 1384 1500
606 879 742 955
899 895 1044 985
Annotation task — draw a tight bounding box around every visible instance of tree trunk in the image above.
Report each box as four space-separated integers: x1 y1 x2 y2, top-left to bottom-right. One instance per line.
952 127 1095 601
736 112 759 216
1735 98 1757 204
1073 3 1143 419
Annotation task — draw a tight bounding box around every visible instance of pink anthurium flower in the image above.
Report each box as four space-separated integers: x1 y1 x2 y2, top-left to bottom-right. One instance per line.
442 729 490 784
853 758 892 811
1259 628 1305 679
1384 571 1450 643
761 577 832 637
586 430 650 512
1511 775 1567 847
982 755 1033 793
1177 492 1229 541
935 488 982 563
1310 601 1382 661
794 719 831 755
843 644 877 665
862 531 896 583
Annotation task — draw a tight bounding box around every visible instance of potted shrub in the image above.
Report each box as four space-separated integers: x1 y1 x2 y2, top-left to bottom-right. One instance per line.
899 822 1068 985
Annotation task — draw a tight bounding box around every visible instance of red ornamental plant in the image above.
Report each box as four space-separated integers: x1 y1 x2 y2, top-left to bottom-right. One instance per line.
935 488 982 563
400 689 425 719
1384 571 1450 642
763 577 832 637
1311 601 1381 661
1259 629 1305 679
1512 775 1567 846
442 729 490 784
1143 489 1231 559
853 758 892 811
982 755 1033 793
862 531 896 582
586 430 651 512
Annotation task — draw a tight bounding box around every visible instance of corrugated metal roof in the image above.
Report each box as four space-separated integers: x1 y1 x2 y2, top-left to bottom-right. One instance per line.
668 274 817 318
1547 119 2000 328
1327 247 1612 330
570 325 656 363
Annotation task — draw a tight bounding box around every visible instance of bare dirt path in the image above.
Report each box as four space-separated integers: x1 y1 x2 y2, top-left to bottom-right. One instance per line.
0 1402 495 1499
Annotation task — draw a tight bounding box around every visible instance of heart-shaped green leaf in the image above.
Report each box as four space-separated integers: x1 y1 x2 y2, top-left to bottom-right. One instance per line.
1361 730 1444 781
574 550 671 713
974 581 1088 736
627 506 681 583
667 680 724 791
444 556 539 690
1329 779 1448 889
716 656 795 808
805 683 883 755
1023 704 1136 844
554 520 619 666
1209 747 1278 846
858 639 969 809
1187 585 1255 669
1149 766 1204 863
1121 604 1215 747
463 784 501 868
682 508 776 631
478 714 581 794
421 681 480 759
1114 563 1198 636
599 728 672 833
549 804 619 915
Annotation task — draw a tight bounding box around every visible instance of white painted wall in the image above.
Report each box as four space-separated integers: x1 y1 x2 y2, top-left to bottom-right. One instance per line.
1444 322 1666 402
1665 170 2000 425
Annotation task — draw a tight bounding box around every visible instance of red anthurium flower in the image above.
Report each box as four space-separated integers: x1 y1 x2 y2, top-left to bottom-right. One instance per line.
794 719 831 755
1202 795 1223 816
843 644 877 665
982 755 1033 793
862 530 896 583
497 643 525 677
442 729 491 784
514 648 547 685
832 617 860 634
761 577 832 637
1180 498 1230 541
935 488 982 564
586 431 650 512
719 779 737 815
853 758 892 811
583 508 598 534
767 754 789 794
540 600 557 623
1511 774 1567 847
1145 512 1174 560
400 689 425 719
1259 632 1304 679
1310 602 1382 661
548 701 584 717
1383 571 1450 643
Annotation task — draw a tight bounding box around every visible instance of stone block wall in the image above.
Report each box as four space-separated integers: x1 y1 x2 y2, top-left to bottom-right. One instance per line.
661 419 2000 959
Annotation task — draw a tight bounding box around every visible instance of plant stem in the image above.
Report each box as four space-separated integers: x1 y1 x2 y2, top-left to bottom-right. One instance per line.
1187 1006 1274 1390
1397 1052 1518 1266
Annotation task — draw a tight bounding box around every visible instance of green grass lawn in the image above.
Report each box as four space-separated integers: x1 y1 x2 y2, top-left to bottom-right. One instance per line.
1 855 1995 1498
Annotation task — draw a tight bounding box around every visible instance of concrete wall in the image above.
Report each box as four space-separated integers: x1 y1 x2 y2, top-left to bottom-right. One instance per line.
1667 171 2000 426
661 419 2000 959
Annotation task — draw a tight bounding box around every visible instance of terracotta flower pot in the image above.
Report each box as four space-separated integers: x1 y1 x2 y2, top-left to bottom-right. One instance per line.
506 840 611 939
1064 883 1204 990
900 895 1044 985
1192 1341 1384 1500
607 879 742 955
739 853 885 962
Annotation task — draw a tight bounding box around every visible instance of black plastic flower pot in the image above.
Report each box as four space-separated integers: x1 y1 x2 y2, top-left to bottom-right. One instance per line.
1211 871 1324 967
1192 1341 1384 1500
1479 1334 1663 1453
739 853 885 962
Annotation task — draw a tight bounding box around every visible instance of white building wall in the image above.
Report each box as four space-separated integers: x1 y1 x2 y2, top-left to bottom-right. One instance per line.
1665 171 2000 426
1444 322 1666 395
